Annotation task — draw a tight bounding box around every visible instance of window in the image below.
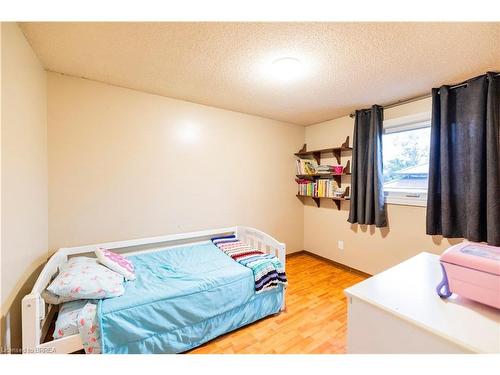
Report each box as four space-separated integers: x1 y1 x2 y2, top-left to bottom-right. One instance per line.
382 112 431 206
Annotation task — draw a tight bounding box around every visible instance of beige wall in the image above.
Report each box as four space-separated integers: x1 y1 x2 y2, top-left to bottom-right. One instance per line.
304 98 461 275
1 23 48 351
47 73 305 255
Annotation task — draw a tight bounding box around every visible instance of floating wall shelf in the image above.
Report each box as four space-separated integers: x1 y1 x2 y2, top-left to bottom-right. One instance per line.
296 186 350 210
295 136 352 210
294 136 352 165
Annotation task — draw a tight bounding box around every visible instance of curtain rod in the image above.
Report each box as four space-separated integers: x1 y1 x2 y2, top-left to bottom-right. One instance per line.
348 72 500 118
348 94 430 118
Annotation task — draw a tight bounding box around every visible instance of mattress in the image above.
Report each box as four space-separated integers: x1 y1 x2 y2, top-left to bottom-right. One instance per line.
98 241 283 353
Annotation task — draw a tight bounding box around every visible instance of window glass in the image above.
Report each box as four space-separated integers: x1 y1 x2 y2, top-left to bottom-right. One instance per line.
383 126 430 194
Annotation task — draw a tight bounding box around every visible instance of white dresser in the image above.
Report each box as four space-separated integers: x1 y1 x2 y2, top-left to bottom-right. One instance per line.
344 252 500 353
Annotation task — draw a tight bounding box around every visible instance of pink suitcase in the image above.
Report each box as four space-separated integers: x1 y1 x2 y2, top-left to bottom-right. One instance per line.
437 242 500 309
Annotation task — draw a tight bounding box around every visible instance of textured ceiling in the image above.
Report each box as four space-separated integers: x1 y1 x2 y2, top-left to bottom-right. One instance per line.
20 22 499 125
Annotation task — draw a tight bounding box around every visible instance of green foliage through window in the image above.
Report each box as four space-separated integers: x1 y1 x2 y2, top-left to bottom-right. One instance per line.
383 126 430 191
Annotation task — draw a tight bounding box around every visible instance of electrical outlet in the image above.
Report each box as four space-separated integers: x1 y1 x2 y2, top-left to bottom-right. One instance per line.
338 240 344 250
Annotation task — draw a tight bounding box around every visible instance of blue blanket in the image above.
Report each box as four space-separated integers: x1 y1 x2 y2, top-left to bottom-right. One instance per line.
98 242 283 353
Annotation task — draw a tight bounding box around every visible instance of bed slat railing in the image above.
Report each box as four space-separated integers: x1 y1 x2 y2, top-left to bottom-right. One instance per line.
236 227 286 312
236 226 286 269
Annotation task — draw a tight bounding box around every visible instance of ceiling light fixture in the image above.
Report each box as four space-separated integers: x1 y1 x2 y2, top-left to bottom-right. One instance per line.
270 57 304 82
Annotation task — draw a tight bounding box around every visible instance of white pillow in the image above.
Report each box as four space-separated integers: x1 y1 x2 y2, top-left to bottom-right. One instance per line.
47 257 125 300
95 248 136 281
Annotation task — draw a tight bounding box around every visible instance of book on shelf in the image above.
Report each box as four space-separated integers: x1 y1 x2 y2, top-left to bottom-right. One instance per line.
295 158 318 175
315 164 344 175
296 178 341 198
296 159 345 176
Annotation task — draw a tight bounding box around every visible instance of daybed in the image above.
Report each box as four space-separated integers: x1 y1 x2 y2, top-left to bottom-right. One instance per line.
22 226 286 354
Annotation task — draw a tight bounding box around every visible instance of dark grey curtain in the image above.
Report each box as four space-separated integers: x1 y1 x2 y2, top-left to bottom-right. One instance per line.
426 72 500 245
348 105 387 227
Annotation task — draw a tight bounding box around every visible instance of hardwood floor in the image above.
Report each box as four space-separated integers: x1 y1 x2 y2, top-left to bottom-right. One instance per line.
188 253 367 354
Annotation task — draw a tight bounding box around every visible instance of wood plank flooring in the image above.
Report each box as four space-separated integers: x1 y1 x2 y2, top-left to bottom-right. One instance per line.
188 253 367 354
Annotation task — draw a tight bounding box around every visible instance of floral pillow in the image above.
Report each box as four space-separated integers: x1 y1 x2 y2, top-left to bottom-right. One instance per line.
47 256 125 300
53 299 88 339
78 302 101 354
52 300 101 354
95 248 136 280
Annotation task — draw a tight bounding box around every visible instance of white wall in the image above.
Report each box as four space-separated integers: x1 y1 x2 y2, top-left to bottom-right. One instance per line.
47 73 305 254
1 22 48 351
304 98 461 275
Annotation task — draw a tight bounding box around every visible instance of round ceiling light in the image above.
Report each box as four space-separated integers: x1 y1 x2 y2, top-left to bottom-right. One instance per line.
270 57 304 82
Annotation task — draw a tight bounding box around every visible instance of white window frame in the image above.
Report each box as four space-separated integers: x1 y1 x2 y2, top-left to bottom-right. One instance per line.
383 111 431 207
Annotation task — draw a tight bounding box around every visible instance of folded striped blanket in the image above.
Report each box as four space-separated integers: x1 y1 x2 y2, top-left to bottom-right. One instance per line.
211 235 287 293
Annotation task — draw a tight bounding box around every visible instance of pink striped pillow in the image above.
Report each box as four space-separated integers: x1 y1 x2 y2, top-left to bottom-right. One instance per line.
95 248 136 281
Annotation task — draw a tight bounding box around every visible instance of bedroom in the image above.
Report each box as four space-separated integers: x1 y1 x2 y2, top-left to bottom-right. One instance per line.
1 1 499 372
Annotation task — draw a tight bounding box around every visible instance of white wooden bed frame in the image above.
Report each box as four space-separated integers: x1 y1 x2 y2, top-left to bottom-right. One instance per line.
22 226 286 354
